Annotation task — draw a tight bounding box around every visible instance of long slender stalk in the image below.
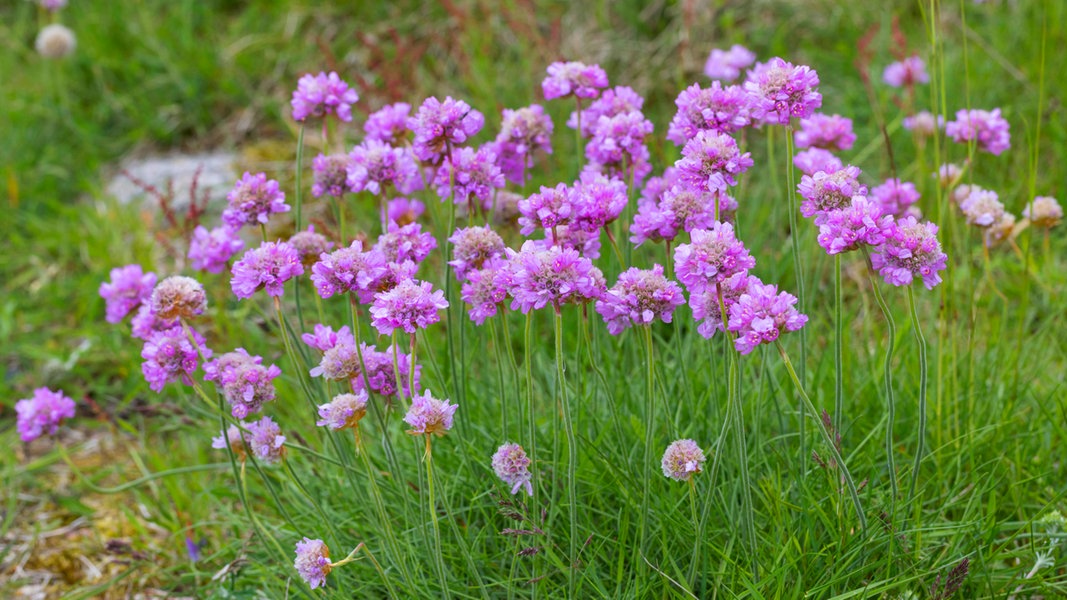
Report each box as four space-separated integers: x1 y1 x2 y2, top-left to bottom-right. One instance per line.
354 430 417 594
294 124 305 230
784 127 808 471
728 338 758 580
834 254 844 433
638 325 656 579
554 308 577 594
862 247 898 504
523 313 539 600
776 342 867 532
425 435 451 599
906 286 929 510
489 316 509 438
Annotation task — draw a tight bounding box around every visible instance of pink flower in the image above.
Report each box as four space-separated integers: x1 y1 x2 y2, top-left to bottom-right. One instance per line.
595 265 685 335
291 72 359 122
882 56 929 88
726 279 808 355
369 279 448 336
542 61 609 100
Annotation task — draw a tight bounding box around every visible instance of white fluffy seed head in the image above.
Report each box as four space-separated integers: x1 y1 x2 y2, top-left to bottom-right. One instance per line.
35 24 76 59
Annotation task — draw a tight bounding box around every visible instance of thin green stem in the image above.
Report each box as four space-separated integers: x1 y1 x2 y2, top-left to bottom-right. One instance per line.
834 254 844 432
555 308 577 594
861 249 898 508
784 127 808 472
489 316 509 439
295 125 305 229
687 476 700 587
355 430 417 594
906 286 929 510
639 325 655 577
425 436 451 599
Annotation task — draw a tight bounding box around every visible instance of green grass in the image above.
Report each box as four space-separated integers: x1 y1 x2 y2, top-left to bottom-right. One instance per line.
3 0 1066 597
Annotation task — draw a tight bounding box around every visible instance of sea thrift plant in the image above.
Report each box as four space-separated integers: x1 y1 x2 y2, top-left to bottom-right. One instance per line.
689 272 759 339
222 172 289 229
290 72 359 122
570 171 628 232
188 226 244 274
882 56 929 87
518 183 573 235
797 165 867 221
495 105 554 184
317 391 369 430
945 108 1011 155
744 57 822 125
492 443 534 496
231 241 304 299
353 343 421 398
288 226 334 267
374 221 437 264
542 61 609 100
870 217 949 289
150 276 207 321
363 102 411 145
903 111 943 136
1024 196 1063 229
212 424 247 462
585 110 654 172
409 96 485 164
203 349 282 419
434 145 505 209
301 324 355 353
100 265 156 324
387 198 426 225
367 260 419 297
675 130 754 193
726 279 809 355
460 258 511 325
131 305 178 341
141 326 211 392
871 178 921 218
369 279 449 335
449 226 506 281
347 139 420 195
673 222 756 292
703 44 756 81
538 224 603 258
293 538 332 589
661 439 707 481
793 113 856 150
35 24 76 59
508 241 606 312
983 213 1017 249
243 416 286 464
936 163 964 188
816 196 895 255
15 387 76 443
960 187 1006 227
310 241 385 301
595 265 685 335
667 82 752 145
311 153 352 198
793 148 843 176
568 85 644 137
403 390 458 436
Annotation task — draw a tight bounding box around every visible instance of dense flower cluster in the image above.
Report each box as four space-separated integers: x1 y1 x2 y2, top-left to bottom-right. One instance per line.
744 57 822 125
959 187 1006 227
100 265 156 324
870 178 920 219
793 113 855 150
150 276 207 321
311 153 352 198
301 324 355 353
294 538 332 589
223 172 289 229
409 96 485 164
945 108 1010 155
288 226 333 267
673 222 755 292
816 196 895 254
797 165 867 221
595 265 685 334
460 258 511 325
1024 196 1063 229
675 130 753 193
508 241 605 312
667 82 751 145
793 148 842 176
449 226 506 281
347 139 420 195
542 61 609 100
870 217 948 289
370 279 448 335
231 241 304 298
492 443 534 496
726 280 809 355
364 102 411 145
189 226 244 274
245 416 287 464
15 387 76 442
404 390 458 436
311 241 384 301
495 105 554 184
661 439 706 481
568 86 644 137
141 326 211 392
570 172 628 232
518 183 573 235
585 110 654 172
689 272 758 339
291 72 358 122
317 391 369 430
354 343 421 398
204 349 282 419
435 145 505 208
882 56 929 88
374 221 437 264
703 45 756 81
131 305 177 341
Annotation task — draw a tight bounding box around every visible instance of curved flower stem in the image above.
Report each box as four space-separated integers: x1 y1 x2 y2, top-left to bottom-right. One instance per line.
687 476 700 587
554 307 578 594
424 435 451 599
784 127 808 471
523 313 540 600
391 331 409 408
350 299 403 491
283 457 344 549
906 286 928 511
775 341 868 533
834 254 844 432
638 324 656 575
689 399 729 586
489 316 509 438
295 124 305 229
238 457 289 563
355 430 417 594
861 247 898 506
605 226 626 271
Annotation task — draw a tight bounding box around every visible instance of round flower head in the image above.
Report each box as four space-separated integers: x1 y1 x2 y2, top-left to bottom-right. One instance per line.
793 113 855 151
141 326 212 392
317 391 369 430
935 163 964 189
347 139 420 196
508 241 605 313
370 279 448 336
461 257 511 325
100 264 156 324
354 343 421 398
449 226 506 281
571 171 628 233
582 145 652 184
568 85 645 137
435 145 505 209
294 538 332 589
668 82 752 145
870 178 920 219
675 130 753 193
311 241 385 301
131 304 178 341
311 153 352 198
367 259 419 297
882 56 929 88
538 224 602 259
630 199 673 246
673 221 755 293
595 264 685 335
945 108 1010 156
518 183 574 235
656 185 728 240
150 276 207 321
793 148 842 177
704 44 756 81
495 105 554 184
409 96 485 164
984 213 1017 249
689 271 759 339
374 221 437 264
797 165 868 222
244 416 286 464
291 72 358 122
542 61 609 100
726 279 809 355
870 216 948 290
35 24 76 59
661 439 707 481
231 241 304 299
301 324 355 354
585 110 654 173
212 424 247 461
404 390 458 436
309 340 361 382
1023 196 1063 229
493 191 523 226
903 111 944 136
387 198 426 225
817 196 895 255
492 443 534 496
364 102 411 145
189 226 244 274
960 187 1006 228
744 57 822 125
15 388 76 442
222 172 289 229
288 225 334 267
204 349 282 419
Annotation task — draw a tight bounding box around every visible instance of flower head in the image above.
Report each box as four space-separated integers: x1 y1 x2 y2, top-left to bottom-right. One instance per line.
518 183 574 235
537 225 602 258
744 57 822 125
585 111 654 174
404 390 458 436
673 222 755 293
141 326 211 392
794 113 855 151
882 56 929 88
661 439 706 481
495 105 554 184
366 259 419 297
39 0 68 12
291 72 358 122
150 276 207 321
935 163 964 189
870 217 948 289
222 172 289 229
817 196 895 254
317 391 369 430
435 145 505 208
960 187 1006 227
984 213 1018 249
726 279 808 354
204 349 282 419
294 538 332 589
311 153 352 198
409 96 485 164
668 82 752 145
311 241 385 301
508 241 605 313
568 85 644 137
189 226 244 274
492 443 533 496
870 178 920 219
35 24 76 59
212 424 247 461
797 165 867 222
364 102 411 145
370 279 448 336
945 108 1010 155
704 45 756 81
570 171 628 232
245 416 286 464
231 241 304 299
387 198 426 225
903 111 943 136
100 264 156 324
689 272 759 339
347 139 420 196
353 343 421 398
301 324 355 353
15 388 76 442
449 226 506 281
793 148 843 176
1023 196 1063 229
460 258 511 325
675 130 753 193
374 221 437 264
595 265 685 335
288 225 334 267
542 61 608 100
131 304 178 341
